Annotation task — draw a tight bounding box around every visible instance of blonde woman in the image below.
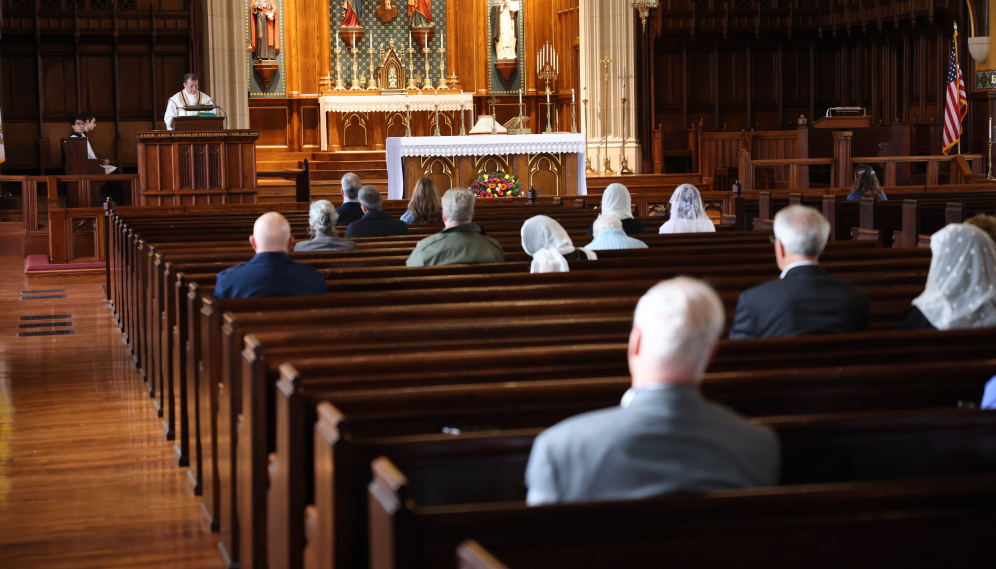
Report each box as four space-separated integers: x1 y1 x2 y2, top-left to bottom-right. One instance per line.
401 178 444 225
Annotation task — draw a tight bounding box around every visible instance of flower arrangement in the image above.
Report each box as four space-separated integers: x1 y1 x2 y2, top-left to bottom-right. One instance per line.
468 172 524 198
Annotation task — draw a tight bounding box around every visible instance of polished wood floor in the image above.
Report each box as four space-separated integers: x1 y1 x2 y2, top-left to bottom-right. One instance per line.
0 257 224 568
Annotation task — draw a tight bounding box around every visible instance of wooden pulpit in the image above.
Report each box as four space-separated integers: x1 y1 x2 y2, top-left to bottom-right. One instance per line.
173 116 226 131
134 129 261 206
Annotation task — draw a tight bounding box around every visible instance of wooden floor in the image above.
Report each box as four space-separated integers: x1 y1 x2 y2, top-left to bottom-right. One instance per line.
0 257 224 568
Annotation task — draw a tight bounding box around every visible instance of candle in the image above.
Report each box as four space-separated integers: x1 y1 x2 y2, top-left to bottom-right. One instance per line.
352 33 355 50
519 88 522 105
461 92 465 105
990 117 992 137
572 88 575 104
409 33 412 50
406 92 410 105
435 90 438 105
336 34 340 49
546 91 550 104
370 34 373 49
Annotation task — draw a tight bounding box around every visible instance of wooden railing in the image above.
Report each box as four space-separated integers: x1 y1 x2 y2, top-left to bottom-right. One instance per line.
850 155 984 187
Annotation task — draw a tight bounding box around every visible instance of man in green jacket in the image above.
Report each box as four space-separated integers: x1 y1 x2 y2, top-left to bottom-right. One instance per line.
406 188 505 266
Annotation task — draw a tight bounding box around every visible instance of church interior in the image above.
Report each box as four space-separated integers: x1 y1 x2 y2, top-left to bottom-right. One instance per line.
3 0 996 566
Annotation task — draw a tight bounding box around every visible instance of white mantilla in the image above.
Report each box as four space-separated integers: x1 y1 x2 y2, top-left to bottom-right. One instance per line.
385 134 588 199
319 93 472 151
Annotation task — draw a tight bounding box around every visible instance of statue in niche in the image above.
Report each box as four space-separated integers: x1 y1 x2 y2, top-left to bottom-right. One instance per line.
492 0 519 60
250 0 279 61
408 0 433 28
340 0 361 28
376 0 398 23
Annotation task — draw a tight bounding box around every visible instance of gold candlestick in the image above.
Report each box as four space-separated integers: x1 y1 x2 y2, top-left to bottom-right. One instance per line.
488 95 500 136
404 100 412 137
422 47 433 90
599 53 616 175
544 90 554 134
583 87 595 174
433 99 442 137
988 118 995 181
437 44 447 90
349 47 362 91
620 90 632 174
333 45 346 91
406 47 418 90
367 45 379 90
459 101 467 136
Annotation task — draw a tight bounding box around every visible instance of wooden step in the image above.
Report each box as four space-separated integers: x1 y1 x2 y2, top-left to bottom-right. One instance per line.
310 170 388 181
311 160 386 171
585 173 702 194
310 150 387 162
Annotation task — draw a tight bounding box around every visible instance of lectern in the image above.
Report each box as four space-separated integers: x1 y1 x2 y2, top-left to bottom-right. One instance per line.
134 127 260 206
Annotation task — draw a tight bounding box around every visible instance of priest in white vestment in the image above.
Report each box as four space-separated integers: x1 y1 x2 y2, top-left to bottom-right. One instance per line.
164 73 215 130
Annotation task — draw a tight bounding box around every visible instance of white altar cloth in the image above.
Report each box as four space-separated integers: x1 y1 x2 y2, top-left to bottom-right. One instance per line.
385 134 588 200
318 93 471 151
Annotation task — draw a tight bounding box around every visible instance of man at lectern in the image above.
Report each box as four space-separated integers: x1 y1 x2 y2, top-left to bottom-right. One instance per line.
164 73 215 130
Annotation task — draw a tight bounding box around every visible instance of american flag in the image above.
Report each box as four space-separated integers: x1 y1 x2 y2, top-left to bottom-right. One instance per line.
942 31 968 155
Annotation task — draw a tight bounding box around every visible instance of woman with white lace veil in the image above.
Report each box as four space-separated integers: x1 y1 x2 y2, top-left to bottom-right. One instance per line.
522 215 597 273
587 183 647 236
659 184 716 234
903 223 996 330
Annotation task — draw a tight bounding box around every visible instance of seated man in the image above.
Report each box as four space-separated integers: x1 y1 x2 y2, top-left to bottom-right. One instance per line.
336 173 364 227
214 212 328 299
406 188 505 266
343 186 410 238
585 214 649 251
69 114 122 204
728 205 869 339
525 278 780 505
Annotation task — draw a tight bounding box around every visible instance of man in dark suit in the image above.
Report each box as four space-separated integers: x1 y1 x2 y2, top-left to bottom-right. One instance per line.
213 212 328 299
525 278 780 505
728 205 869 339
336 172 364 227
344 186 409 238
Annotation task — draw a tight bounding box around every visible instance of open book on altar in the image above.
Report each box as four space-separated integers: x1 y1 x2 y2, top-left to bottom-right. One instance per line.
469 115 508 135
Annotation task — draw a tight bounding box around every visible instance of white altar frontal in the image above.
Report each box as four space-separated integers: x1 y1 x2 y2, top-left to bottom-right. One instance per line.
385 133 588 200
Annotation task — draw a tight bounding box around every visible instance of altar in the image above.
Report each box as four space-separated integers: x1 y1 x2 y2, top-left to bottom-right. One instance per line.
385 134 587 199
318 93 471 152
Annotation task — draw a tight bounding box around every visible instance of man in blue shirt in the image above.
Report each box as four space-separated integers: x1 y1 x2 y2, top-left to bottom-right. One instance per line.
213 212 328 299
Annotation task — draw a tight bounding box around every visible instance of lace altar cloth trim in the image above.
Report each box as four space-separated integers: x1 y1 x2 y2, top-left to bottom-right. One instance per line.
395 134 586 157
319 94 471 113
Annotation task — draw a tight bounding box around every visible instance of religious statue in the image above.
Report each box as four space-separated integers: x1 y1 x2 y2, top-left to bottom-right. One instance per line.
250 0 279 61
492 0 519 61
376 0 398 23
340 0 361 28
408 0 433 28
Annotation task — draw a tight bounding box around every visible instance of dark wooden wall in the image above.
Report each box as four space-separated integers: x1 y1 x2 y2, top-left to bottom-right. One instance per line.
636 0 996 172
0 0 198 173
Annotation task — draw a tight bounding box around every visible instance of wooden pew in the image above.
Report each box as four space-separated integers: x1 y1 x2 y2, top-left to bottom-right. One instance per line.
262 328 996 569
366 408 996 569
449 477 996 569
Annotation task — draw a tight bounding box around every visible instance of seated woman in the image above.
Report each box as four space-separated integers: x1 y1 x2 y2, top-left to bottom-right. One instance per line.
902 223 996 330
401 178 443 225
846 164 888 201
586 183 646 236
293 200 359 252
585 214 648 251
659 184 716 234
522 215 597 273
965 214 996 243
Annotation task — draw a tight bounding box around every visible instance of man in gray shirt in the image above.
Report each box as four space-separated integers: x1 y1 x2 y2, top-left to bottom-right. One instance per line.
525 277 780 505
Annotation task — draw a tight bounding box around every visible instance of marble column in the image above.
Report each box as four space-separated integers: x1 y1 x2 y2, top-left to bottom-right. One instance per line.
579 0 641 175
203 0 250 129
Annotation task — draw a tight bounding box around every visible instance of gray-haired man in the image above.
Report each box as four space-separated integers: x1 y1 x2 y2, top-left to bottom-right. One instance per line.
343 186 409 238
406 189 504 266
336 172 365 226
